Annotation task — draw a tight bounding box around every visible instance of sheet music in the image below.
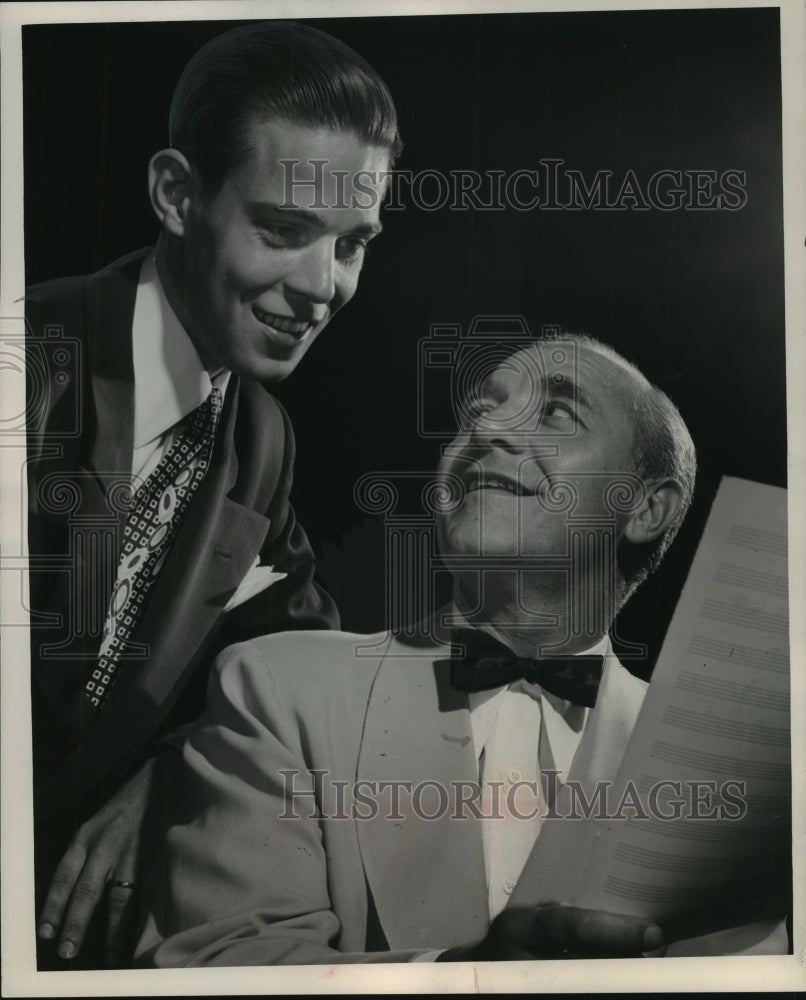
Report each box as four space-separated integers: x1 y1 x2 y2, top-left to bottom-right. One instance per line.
573 476 790 936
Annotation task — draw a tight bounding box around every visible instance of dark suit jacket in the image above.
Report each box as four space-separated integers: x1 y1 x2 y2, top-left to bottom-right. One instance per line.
25 248 338 834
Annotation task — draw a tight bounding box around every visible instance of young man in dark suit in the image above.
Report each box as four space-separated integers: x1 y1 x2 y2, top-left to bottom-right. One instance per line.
26 20 400 967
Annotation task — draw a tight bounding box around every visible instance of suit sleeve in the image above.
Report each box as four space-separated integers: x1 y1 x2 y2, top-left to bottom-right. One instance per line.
136 640 424 967
214 400 339 651
662 918 788 956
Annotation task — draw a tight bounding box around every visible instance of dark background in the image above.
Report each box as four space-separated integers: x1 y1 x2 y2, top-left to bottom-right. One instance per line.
22 7 786 678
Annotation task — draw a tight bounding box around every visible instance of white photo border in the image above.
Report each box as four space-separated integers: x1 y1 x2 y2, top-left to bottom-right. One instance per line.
1 0 804 994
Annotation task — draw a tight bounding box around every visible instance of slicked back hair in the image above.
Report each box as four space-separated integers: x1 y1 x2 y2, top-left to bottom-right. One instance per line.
169 21 402 194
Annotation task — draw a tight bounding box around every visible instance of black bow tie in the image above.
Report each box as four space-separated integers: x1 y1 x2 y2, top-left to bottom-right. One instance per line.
444 628 604 708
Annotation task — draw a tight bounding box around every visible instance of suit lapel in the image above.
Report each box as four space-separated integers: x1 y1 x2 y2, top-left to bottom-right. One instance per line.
30 465 130 726
37 355 275 821
71 251 139 653
356 637 489 951
507 651 646 908
85 251 140 485
30 255 142 733
38 378 272 818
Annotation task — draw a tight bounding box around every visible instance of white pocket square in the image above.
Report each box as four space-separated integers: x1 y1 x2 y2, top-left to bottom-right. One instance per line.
224 559 287 612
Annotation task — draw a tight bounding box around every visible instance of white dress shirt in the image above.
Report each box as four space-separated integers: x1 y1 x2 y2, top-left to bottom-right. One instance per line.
414 630 608 959
468 634 608 920
130 254 229 483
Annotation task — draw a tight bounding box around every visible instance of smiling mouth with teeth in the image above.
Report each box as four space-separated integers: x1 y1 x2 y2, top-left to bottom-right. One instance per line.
466 476 525 496
253 305 315 337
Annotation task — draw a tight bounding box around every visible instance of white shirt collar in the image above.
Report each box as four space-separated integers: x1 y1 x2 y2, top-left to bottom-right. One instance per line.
132 254 220 449
467 631 610 781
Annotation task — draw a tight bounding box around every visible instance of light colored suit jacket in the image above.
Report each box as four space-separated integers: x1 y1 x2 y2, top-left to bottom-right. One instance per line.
137 628 653 966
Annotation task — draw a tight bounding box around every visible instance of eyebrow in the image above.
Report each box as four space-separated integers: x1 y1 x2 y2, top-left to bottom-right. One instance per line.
543 374 598 414
461 372 598 419
247 201 383 237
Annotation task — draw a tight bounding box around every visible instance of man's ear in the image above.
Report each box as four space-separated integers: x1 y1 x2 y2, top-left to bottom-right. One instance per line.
148 149 193 237
623 479 684 545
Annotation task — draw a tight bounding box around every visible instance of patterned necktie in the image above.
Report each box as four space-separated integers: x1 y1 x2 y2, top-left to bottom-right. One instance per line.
85 386 223 710
444 627 604 707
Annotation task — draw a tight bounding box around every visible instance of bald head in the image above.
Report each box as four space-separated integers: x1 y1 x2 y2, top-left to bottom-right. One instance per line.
437 333 696 611
536 333 697 599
